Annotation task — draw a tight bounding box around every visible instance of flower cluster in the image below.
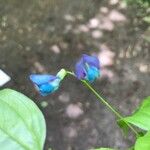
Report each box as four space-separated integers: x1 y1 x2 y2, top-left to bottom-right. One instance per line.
30 54 100 96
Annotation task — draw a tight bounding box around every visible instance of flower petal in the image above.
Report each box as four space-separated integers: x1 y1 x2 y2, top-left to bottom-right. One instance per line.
75 59 86 79
86 66 100 82
39 83 54 96
30 74 57 85
82 54 100 69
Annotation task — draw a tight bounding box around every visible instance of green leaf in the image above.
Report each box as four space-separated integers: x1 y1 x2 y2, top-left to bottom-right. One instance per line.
135 131 150 150
117 119 129 136
119 96 150 131
127 146 134 150
0 89 46 150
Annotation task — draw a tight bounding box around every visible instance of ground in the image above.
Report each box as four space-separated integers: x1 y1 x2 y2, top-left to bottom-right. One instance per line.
0 0 150 150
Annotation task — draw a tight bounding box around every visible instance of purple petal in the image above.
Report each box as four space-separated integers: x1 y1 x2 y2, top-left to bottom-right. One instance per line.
75 59 86 79
30 74 57 85
82 54 100 69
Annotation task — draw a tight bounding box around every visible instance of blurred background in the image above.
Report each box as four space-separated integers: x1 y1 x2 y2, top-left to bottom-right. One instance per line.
0 0 149 149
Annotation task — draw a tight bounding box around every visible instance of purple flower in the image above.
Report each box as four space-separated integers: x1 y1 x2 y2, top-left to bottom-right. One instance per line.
75 54 100 82
30 69 66 96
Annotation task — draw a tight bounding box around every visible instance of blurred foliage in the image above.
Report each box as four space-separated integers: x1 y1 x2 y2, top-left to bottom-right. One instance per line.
125 0 150 43
125 0 150 7
125 0 150 23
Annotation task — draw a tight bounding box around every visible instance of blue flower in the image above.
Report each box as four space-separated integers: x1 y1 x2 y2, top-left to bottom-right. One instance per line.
75 54 100 82
30 69 66 96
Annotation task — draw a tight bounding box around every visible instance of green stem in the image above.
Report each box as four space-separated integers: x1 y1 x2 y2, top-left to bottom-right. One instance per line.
67 71 139 137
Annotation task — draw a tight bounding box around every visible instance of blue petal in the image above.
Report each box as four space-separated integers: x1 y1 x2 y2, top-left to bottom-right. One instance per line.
30 74 57 85
83 54 100 69
39 83 54 96
50 78 60 90
75 59 86 79
86 66 100 82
